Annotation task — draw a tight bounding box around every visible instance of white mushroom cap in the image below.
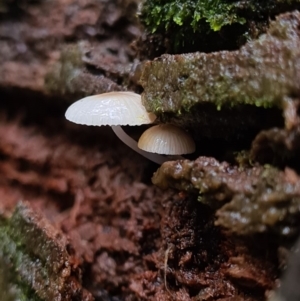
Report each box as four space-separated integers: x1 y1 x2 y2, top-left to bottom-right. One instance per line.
138 124 195 155
65 91 156 126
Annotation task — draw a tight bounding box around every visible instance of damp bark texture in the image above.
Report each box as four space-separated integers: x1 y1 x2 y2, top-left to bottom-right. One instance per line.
152 157 300 239
1 1 300 301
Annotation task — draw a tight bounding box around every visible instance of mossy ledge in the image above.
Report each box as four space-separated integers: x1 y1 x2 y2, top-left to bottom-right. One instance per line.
0 202 93 301
140 11 300 116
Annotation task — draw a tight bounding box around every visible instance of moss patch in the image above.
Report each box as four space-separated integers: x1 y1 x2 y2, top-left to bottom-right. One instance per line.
0 202 93 301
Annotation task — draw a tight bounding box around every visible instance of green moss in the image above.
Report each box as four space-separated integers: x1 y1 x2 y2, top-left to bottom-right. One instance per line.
140 0 300 53
142 0 246 33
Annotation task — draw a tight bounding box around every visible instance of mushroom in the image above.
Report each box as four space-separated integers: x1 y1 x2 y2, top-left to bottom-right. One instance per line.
138 124 195 155
65 91 167 164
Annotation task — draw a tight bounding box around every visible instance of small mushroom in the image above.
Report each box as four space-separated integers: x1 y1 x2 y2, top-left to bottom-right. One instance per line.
65 91 167 164
138 124 195 155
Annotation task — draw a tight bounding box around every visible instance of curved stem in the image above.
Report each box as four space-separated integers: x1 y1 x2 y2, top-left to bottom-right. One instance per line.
111 125 168 165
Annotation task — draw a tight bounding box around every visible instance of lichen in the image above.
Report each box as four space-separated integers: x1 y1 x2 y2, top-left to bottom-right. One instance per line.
44 43 120 100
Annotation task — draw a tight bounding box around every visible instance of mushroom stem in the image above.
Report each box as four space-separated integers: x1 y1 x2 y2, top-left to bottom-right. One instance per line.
111 125 168 164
